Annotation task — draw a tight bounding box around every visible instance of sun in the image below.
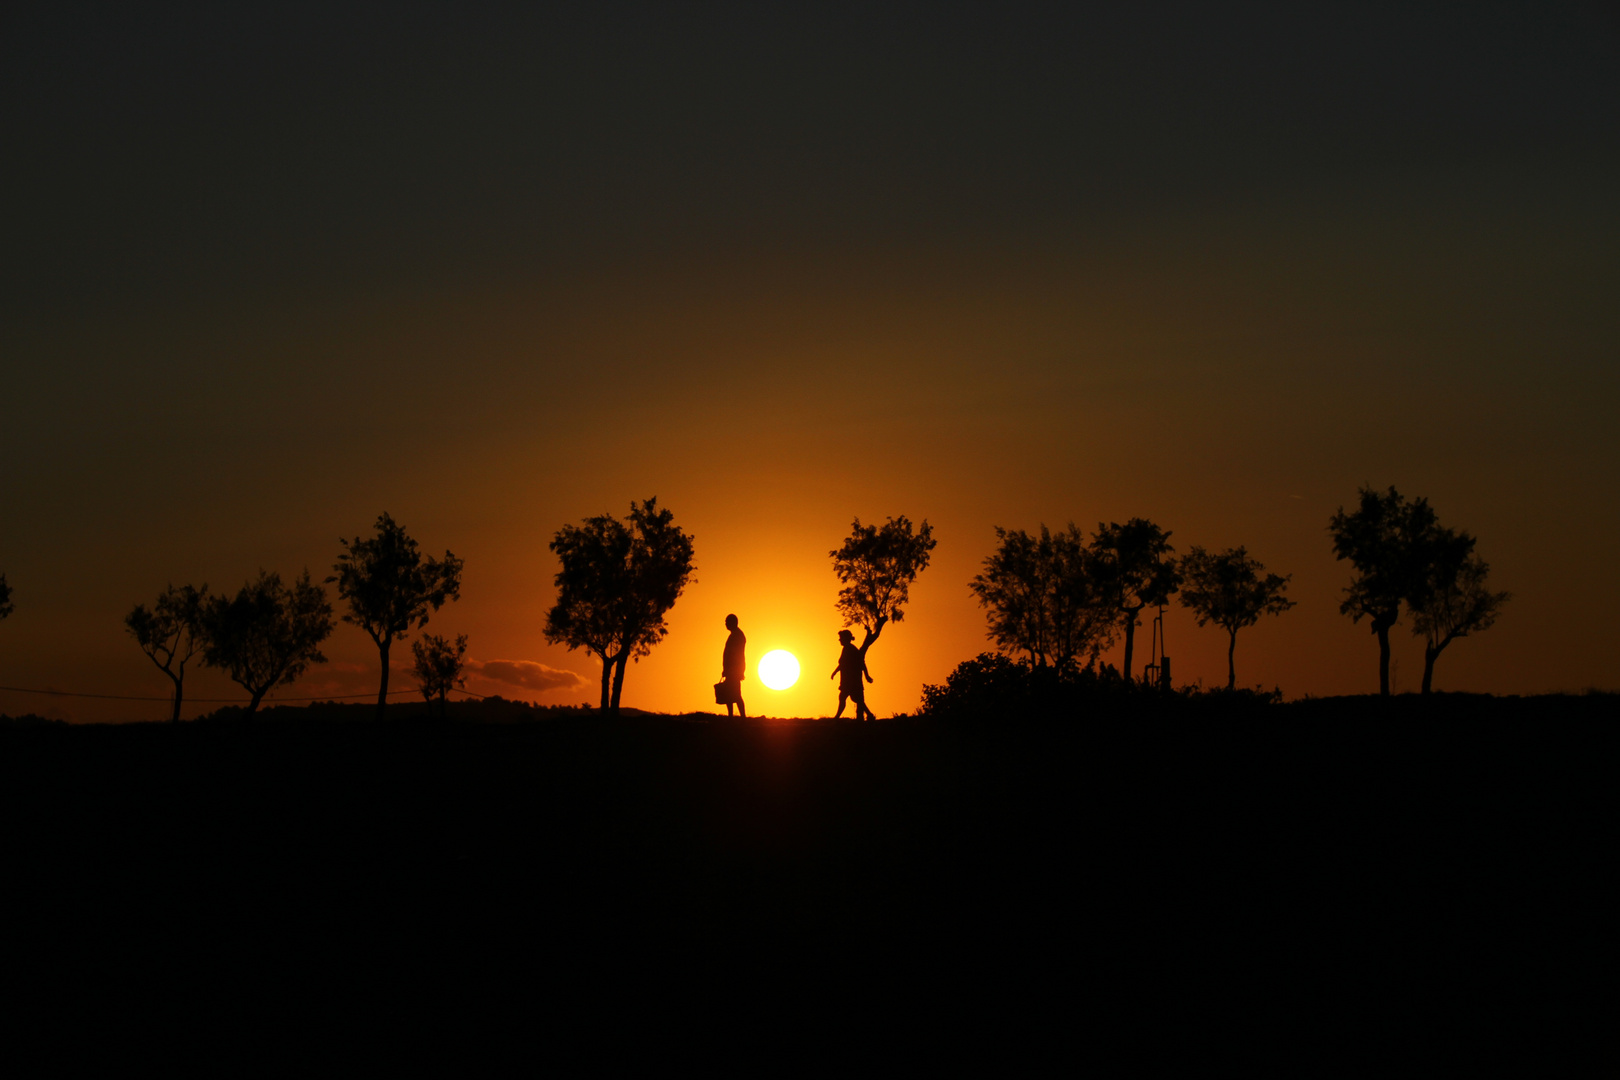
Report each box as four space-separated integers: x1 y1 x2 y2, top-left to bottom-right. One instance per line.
758 650 801 691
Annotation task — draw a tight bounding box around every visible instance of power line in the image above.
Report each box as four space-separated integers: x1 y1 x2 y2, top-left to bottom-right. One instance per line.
0 684 490 703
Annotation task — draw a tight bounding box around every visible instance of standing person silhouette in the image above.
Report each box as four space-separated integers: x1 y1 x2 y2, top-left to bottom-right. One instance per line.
720 614 747 718
830 628 874 721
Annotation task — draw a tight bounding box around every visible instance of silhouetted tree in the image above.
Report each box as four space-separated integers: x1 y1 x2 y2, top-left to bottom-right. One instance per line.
1178 547 1294 691
202 570 335 716
1090 518 1180 682
330 512 463 721
1329 486 1437 696
544 498 695 713
412 633 469 718
831 515 937 667
970 524 1112 669
0 573 11 622
1410 530 1509 694
125 584 210 723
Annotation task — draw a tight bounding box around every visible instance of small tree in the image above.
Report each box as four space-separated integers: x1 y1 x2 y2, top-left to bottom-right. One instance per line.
203 570 335 716
125 584 210 723
331 512 463 721
1329 486 1437 696
970 524 1112 669
1090 518 1180 682
831 514 937 658
1178 547 1294 691
412 633 469 719
0 572 12 622
1410 531 1508 694
544 498 695 713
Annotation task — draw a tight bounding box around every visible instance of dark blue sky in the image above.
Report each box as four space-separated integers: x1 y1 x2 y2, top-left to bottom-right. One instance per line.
6 4 1616 305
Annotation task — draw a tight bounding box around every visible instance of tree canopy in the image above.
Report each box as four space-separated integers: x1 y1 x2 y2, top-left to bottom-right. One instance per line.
125 583 210 723
202 570 335 715
1090 518 1180 681
969 524 1112 670
544 498 695 713
830 515 936 649
1409 528 1509 694
412 632 469 718
331 512 463 719
1178 546 1294 690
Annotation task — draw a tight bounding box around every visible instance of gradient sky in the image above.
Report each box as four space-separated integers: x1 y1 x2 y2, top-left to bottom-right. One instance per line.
3 4 1617 720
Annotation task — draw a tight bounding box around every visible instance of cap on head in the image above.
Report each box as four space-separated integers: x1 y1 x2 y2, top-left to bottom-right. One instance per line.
725 614 739 629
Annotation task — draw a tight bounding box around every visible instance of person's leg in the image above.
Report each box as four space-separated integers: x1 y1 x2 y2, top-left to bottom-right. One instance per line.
737 695 746 718
852 685 869 721
834 690 848 719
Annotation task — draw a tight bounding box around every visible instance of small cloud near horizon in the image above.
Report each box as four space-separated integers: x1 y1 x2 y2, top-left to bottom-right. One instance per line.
467 659 585 694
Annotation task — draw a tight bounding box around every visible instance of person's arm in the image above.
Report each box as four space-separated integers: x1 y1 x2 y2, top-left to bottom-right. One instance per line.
863 658 874 683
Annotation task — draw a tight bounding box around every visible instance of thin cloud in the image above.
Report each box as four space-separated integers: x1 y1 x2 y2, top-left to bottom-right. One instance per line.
467 659 585 694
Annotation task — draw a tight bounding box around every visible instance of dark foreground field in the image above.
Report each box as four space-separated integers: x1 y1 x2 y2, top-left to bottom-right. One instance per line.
1 694 1612 1060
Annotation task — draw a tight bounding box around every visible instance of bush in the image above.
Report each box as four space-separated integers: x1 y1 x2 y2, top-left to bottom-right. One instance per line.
918 653 1281 722
0 713 66 727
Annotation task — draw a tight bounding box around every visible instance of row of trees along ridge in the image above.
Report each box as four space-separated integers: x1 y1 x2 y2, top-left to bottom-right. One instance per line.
34 484 1508 720
968 519 1294 691
125 513 463 721
972 486 1506 695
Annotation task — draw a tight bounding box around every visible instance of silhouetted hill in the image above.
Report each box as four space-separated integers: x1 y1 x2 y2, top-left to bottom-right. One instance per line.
1 693 1609 1057
189 694 601 725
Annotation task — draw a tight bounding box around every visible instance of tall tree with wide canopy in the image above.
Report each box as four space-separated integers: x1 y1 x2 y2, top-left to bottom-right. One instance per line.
1089 518 1180 682
545 498 695 714
1178 547 1294 690
331 512 463 720
831 515 937 668
1410 530 1509 694
202 570 334 716
970 523 1112 670
125 583 210 722
1329 486 1437 696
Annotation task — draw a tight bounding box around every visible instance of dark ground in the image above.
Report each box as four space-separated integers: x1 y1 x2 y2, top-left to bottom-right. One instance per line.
1 694 1612 1061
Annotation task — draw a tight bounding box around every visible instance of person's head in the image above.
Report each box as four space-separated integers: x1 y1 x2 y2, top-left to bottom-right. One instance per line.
838 629 854 644
725 614 739 630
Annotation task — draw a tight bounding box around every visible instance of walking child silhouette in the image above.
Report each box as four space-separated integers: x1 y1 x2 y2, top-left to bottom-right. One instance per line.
830 628 873 721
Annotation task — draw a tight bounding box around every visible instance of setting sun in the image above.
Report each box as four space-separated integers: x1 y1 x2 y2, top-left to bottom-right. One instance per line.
758 650 801 691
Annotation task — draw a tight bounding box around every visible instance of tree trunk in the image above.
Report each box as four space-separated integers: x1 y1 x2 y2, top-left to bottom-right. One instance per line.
611 653 629 713
1122 608 1140 681
1226 629 1237 691
859 616 887 658
376 639 391 722
1377 626 1392 696
246 688 266 717
168 671 184 723
1421 642 1442 694
598 653 613 711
